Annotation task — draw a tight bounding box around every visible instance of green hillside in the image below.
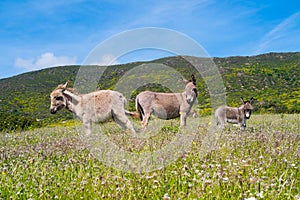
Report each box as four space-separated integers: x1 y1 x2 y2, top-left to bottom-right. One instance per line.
0 52 300 131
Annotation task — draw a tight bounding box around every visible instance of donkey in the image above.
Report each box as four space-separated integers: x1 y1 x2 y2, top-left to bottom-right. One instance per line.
50 82 136 135
215 97 254 129
134 75 197 128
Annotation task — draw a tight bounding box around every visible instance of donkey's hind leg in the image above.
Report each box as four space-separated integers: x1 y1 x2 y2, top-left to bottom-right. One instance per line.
216 116 225 129
141 112 151 129
112 111 136 134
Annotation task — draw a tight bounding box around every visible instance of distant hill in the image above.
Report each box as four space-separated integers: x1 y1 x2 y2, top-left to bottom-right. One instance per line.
0 52 299 131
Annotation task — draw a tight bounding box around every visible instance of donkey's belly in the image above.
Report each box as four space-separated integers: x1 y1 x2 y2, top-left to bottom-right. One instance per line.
153 106 180 119
91 111 112 122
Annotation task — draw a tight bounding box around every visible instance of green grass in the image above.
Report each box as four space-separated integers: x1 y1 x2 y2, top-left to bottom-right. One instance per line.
0 114 299 199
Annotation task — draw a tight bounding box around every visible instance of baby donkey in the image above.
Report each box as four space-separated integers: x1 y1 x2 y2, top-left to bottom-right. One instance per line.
215 97 254 129
50 82 136 135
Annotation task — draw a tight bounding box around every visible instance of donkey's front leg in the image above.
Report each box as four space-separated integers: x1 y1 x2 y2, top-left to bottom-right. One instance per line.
83 121 92 136
180 112 187 127
240 118 247 131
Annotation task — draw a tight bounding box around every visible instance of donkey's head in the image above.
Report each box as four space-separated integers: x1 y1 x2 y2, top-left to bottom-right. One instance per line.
185 74 198 104
50 82 69 114
240 97 254 119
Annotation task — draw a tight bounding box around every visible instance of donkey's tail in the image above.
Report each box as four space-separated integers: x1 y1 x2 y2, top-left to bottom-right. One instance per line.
125 98 144 120
121 94 139 118
125 110 140 118
136 98 145 121
124 97 141 119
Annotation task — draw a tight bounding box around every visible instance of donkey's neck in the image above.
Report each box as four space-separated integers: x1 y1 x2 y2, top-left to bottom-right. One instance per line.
63 90 81 114
237 105 245 118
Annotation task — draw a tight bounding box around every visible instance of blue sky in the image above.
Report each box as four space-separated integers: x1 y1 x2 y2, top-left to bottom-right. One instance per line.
0 0 300 79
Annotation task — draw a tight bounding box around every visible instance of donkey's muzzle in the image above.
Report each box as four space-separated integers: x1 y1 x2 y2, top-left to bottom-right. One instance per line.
50 108 57 114
245 112 251 119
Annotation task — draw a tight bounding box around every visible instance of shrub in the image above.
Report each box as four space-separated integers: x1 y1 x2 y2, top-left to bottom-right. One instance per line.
0 112 42 132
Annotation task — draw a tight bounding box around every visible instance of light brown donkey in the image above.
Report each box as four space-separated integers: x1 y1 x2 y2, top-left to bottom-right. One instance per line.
50 82 136 135
215 97 254 129
134 75 197 128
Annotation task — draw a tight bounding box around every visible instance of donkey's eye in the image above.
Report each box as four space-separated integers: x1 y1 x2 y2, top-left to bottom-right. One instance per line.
55 96 64 101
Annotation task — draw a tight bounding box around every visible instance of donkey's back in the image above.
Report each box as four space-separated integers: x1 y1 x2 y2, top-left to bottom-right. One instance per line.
81 90 127 122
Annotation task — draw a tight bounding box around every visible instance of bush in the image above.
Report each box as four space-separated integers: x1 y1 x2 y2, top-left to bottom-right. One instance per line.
0 112 42 132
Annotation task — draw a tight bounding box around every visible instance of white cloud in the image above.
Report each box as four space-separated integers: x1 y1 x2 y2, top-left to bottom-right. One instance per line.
15 52 77 71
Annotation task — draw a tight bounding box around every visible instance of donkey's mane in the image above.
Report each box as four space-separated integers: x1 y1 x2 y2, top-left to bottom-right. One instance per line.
65 87 76 94
54 84 77 94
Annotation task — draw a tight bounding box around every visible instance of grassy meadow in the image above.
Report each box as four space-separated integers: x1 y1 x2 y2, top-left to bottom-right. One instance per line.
0 114 299 199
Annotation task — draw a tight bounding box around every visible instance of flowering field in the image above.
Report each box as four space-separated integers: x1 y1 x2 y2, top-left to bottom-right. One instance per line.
0 114 299 199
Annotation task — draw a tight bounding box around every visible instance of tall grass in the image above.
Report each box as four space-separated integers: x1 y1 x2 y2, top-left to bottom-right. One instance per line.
0 114 299 199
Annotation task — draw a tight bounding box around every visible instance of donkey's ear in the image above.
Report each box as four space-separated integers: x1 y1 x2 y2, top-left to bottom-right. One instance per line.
180 77 189 84
250 97 255 104
191 74 196 85
62 81 69 90
240 97 245 104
